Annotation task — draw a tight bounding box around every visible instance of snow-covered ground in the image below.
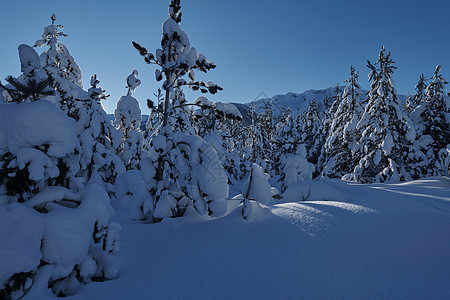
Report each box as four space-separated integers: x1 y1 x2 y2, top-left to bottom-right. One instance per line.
30 178 450 299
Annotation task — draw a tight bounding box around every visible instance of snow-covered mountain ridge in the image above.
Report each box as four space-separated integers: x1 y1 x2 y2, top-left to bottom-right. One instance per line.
237 86 408 117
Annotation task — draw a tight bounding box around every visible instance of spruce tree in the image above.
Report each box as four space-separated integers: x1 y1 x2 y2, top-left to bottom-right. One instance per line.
273 105 298 172
34 15 125 188
322 66 363 178
317 84 341 175
413 73 427 107
352 46 415 183
0 44 54 103
0 86 119 298
410 65 449 176
114 71 145 171
256 101 277 175
132 0 222 128
301 99 325 171
403 91 414 115
130 0 229 222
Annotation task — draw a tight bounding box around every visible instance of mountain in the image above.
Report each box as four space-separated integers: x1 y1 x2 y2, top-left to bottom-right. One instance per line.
234 86 408 118
246 86 340 116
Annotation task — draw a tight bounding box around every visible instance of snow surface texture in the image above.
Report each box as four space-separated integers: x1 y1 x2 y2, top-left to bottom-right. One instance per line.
38 178 450 300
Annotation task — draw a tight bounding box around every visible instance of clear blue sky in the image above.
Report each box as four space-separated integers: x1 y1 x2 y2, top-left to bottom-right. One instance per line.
1 0 449 113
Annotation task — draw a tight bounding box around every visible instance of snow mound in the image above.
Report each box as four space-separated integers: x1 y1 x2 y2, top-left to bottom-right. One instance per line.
281 181 349 202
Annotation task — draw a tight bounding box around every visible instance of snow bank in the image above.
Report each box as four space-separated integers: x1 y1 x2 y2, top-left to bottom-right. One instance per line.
281 181 349 202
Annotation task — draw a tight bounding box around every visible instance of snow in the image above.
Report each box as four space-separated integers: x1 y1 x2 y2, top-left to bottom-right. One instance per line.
0 203 44 288
18 44 41 75
0 100 78 157
126 70 141 95
114 95 142 129
281 181 349 202
194 96 214 109
63 178 450 299
0 183 119 298
15 148 59 181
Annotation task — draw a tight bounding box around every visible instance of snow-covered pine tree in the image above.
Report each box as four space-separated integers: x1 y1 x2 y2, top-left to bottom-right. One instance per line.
246 105 265 166
114 70 145 171
256 100 277 174
413 73 427 107
317 84 341 175
73 75 125 190
240 163 271 220
0 44 54 104
146 88 164 134
273 105 297 174
410 65 449 177
279 144 315 193
0 96 119 298
130 0 229 222
403 91 414 115
301 99 325 172
132 0 222 128
272 105 313 191
34 14 83 114
194 97 244 183
404 74 428 116
322 66 363 178
168 87 196 134
34 15 125 189
352 46 415 183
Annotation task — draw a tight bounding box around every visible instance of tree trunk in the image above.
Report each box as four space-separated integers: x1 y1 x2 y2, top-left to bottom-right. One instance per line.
163 86 170 127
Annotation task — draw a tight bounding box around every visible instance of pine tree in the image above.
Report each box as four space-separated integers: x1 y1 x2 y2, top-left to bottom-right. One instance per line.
114 71 145 170
352 46 415 183
301 99 325 171
0 44 54 103
129 0 229 222
34 15 125 188
413 73 427 107
2 75 53 103
410 65 449 177
273 105 298 174
35 14 82 88
317 84 341 175
256 101 277 174
132 0 222 128
271 105 313 191
322 66 363 178
403 91 414 115
0 99 119 299
240 163 271 220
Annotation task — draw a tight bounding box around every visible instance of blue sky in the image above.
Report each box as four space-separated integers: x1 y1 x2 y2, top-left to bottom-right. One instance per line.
1 0 449 113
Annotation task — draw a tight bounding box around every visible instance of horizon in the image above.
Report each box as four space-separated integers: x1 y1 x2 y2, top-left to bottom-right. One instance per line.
1 0 449 113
